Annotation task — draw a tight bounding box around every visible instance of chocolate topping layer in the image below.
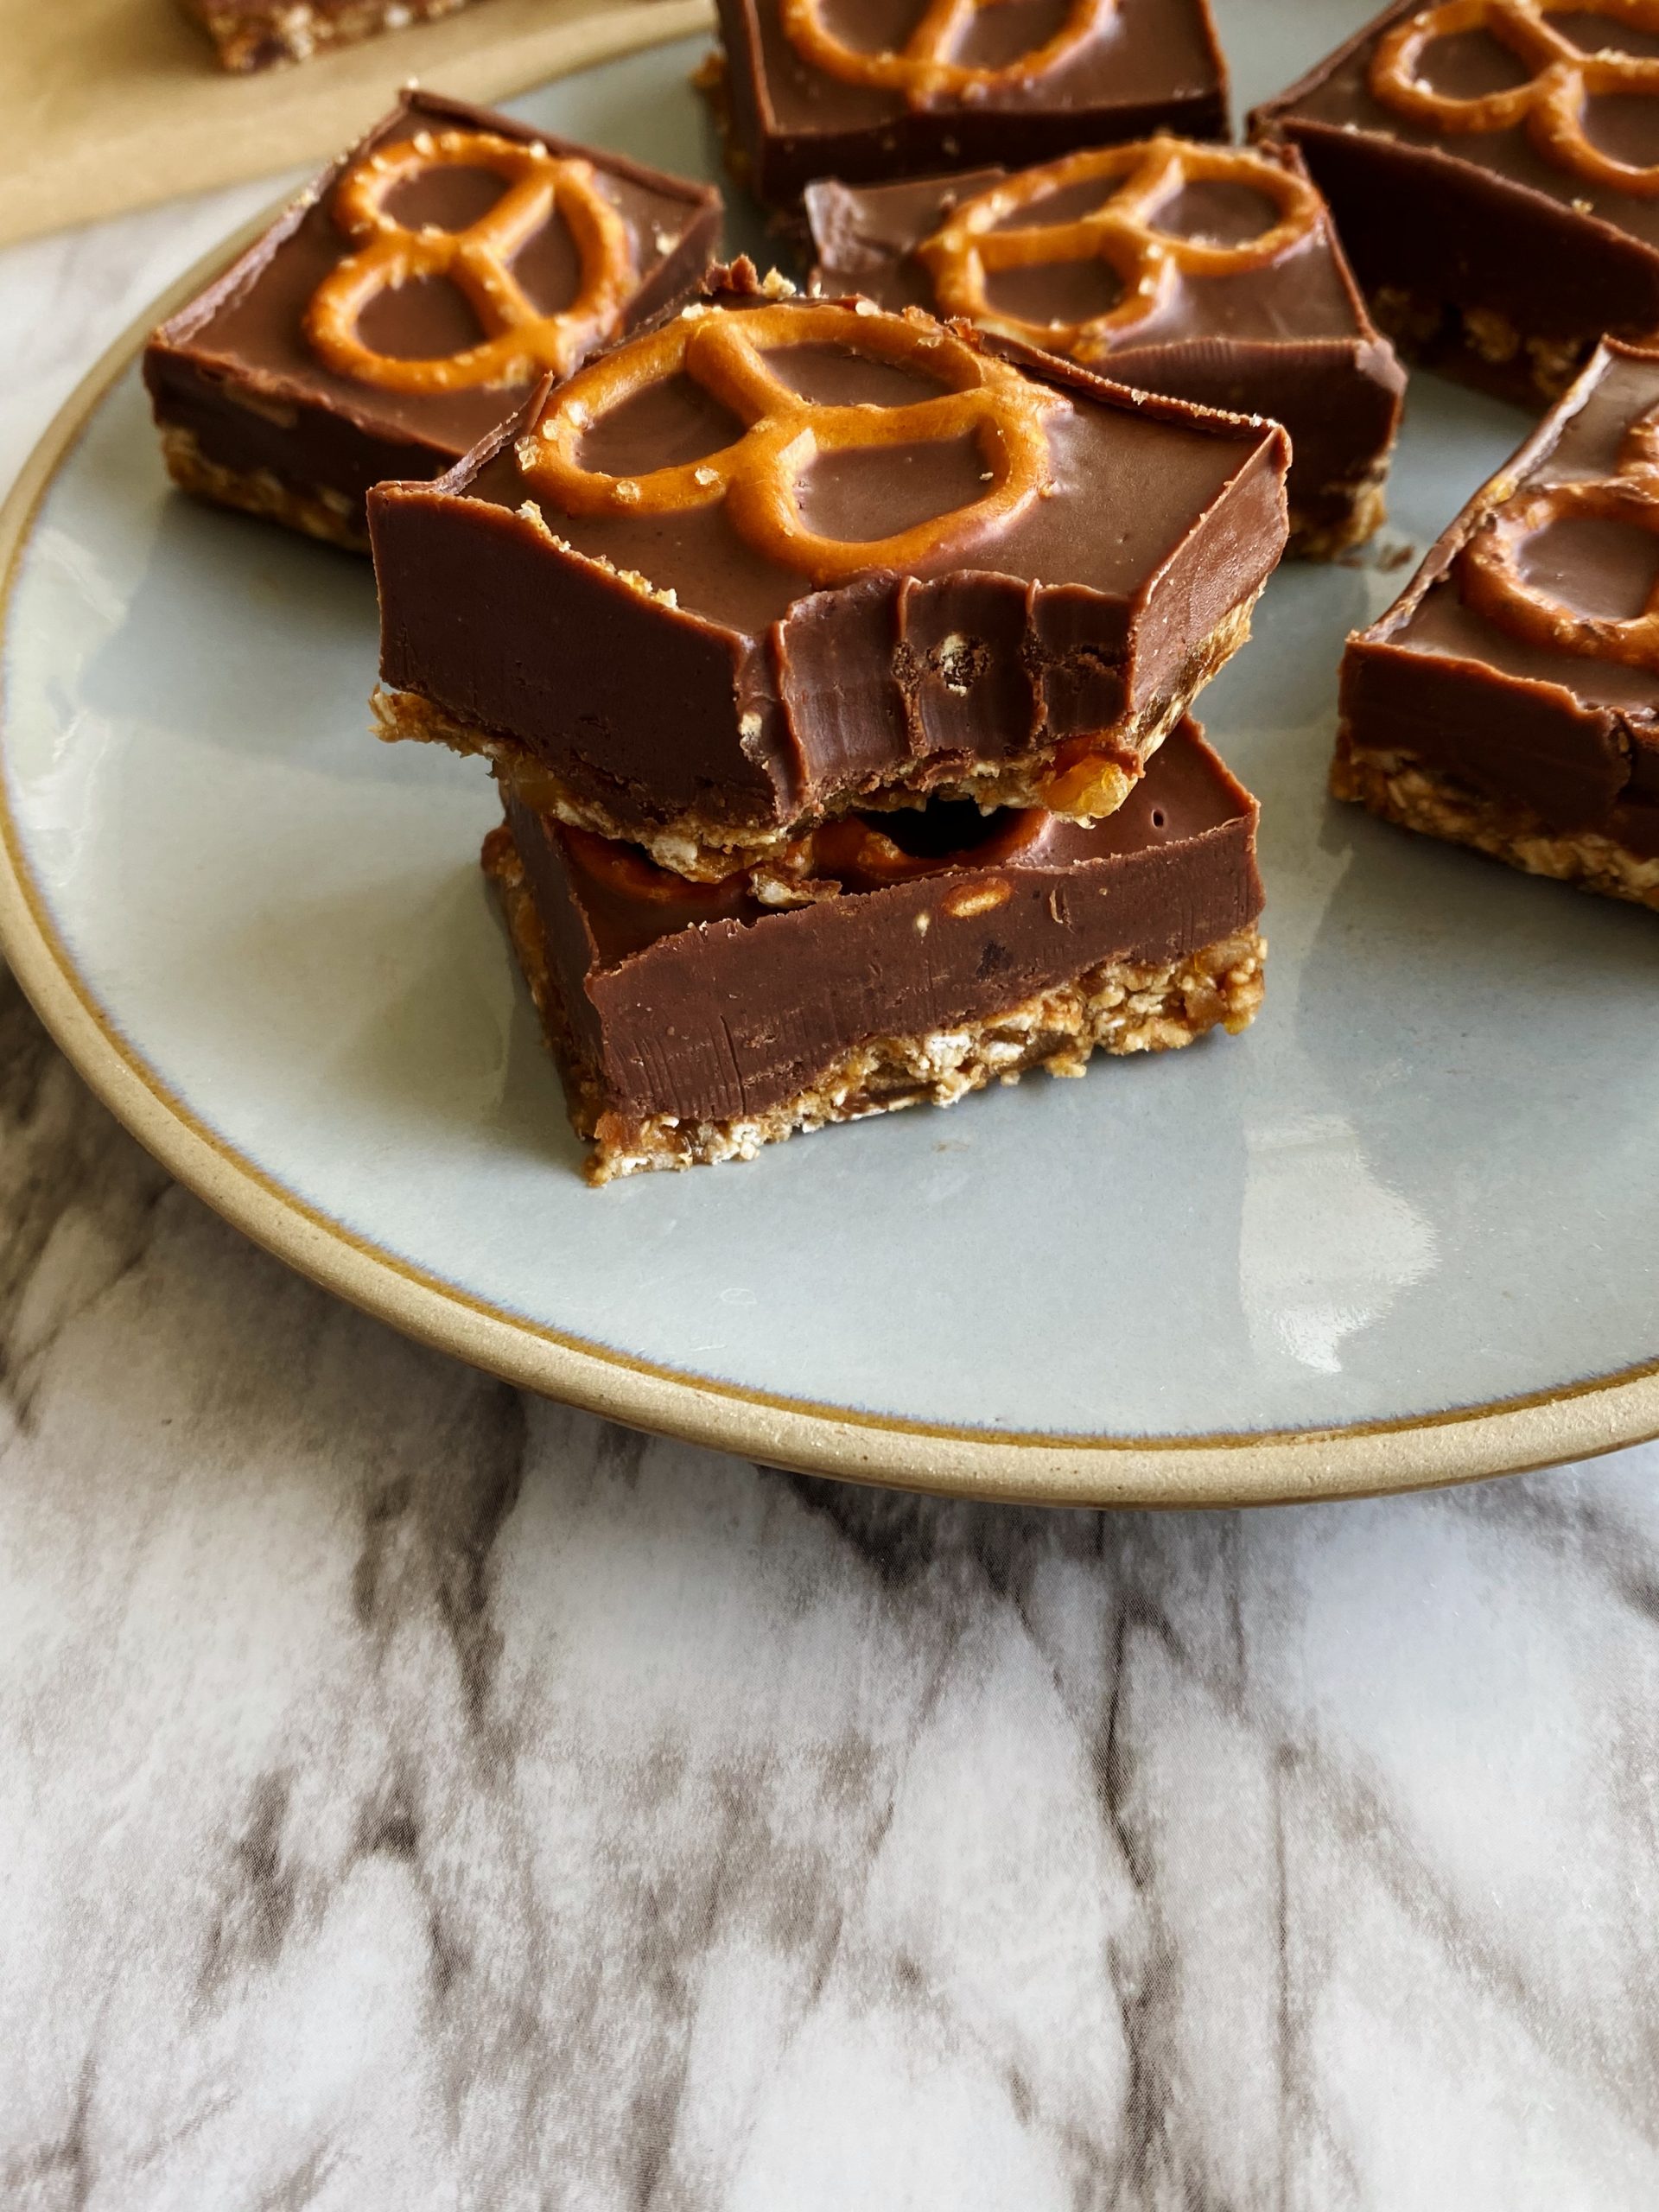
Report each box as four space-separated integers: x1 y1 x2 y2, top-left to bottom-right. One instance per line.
715 0 1228 207
1253 3 1659 364
804 146 1404 537
143 90 721 525
511 717 1262 1125
371 264 1288 847
1343 340 1659 855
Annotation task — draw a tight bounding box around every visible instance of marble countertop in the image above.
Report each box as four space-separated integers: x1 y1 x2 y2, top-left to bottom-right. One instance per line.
5 148 1659 2212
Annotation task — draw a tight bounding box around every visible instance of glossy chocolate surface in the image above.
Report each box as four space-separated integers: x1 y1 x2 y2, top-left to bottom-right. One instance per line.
1253 3 1659 357
715 0 1228 207
371 266 1290 838
804 148 1404 521
512 718 1262 1123
143 90 721 522
1344 340 1659 849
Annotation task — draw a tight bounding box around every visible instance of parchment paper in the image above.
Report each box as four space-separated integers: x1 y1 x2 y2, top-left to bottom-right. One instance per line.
0 0 713 248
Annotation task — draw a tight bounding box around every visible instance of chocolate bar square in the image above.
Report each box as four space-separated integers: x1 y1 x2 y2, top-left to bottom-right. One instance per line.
143 90 721 550
706 0 1229 213
805 137 1406 557
1336 339 1659 907
484 716 1264 1181
369 264 1288 880
1253 2 1659 407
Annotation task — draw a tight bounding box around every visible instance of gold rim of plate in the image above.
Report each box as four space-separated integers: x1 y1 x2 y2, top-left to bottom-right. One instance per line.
4 19 1657 1506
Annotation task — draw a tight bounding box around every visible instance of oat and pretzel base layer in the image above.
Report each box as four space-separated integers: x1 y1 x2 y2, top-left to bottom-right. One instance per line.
1370 286 1588 405
483 822 1266 1183
1287 470 1389 561
1332 729 1659 909
159 425 371 552
182 0 467 71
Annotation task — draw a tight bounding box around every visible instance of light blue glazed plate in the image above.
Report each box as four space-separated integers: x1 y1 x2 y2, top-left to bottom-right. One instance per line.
3 4 1656 1504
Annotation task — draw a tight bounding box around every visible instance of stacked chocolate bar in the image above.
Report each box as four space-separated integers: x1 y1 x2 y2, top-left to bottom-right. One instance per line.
370 263 1285 1179
141 71 1292 1185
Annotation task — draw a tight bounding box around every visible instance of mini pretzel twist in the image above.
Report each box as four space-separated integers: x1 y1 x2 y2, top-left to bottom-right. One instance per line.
519 299 1065 588
918 137 1325 358
304 129 638 394
1460 408 1659 665
779 0 1116 111
1370 0 1659 194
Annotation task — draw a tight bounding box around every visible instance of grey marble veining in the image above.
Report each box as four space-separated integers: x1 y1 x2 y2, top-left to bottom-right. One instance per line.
6 116 1659 2212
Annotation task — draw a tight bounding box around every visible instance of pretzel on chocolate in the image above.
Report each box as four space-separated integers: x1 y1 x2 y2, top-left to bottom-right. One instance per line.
918 138 1325 357
305 129 638 394
1370 0 1659 195
779 0 1115 111
1461 408 1659 667
519 298 1064 587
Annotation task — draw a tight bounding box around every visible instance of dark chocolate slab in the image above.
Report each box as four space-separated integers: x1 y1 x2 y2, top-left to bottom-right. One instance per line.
1253 3 1659 381
370 264 1289 850
1343 340 1659 849
804 143 1405 543
714 0 1228 210
512 717 1262 1126
143 89 721 537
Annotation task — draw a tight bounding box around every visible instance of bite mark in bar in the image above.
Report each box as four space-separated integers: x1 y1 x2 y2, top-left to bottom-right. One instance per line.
370 262 1289 879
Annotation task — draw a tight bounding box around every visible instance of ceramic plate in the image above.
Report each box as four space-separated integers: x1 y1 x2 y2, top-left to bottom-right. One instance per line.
5 4 1659 1506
